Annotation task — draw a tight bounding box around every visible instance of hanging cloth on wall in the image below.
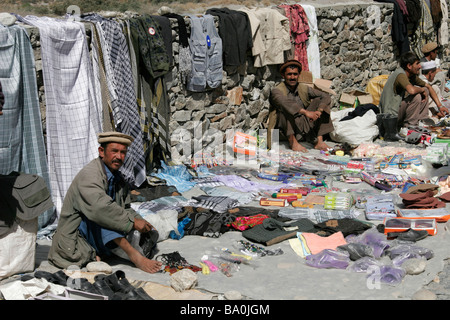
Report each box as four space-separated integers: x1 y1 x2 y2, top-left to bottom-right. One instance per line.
410 0 436 58
0 24 55 229
302 5 321 81
82 14 146 188
186 14 223 92
127 15 172 172
437 0 448 45
205 7 253 67
162 13 192 83
375 0 411 54
18 15 102 221
279 4 310 72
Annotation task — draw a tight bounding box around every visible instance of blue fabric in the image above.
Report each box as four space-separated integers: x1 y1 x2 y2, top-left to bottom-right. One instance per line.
79 217 125 256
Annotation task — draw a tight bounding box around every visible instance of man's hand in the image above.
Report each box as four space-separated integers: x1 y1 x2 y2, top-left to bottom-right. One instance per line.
305 110 322 122
437 106 449 118
134 217 155 233
420 88 429 102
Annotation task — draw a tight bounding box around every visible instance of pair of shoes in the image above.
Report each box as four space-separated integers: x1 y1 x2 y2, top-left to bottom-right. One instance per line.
387 228 429 242
93 270 154 300
34 270 68 286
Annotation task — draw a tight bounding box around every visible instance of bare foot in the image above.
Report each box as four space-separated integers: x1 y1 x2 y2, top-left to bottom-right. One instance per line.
288 135 308 152
314 141 330 151
314 136 330 151
113 237 162 273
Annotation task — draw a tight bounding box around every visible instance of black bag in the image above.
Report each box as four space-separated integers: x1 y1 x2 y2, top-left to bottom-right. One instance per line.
0 172 54 236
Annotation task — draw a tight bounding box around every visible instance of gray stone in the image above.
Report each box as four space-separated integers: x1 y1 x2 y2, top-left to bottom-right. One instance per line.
224 290 243 300
402 258 427 275
411 289 437 300
170 269 198 292
86 261 113 274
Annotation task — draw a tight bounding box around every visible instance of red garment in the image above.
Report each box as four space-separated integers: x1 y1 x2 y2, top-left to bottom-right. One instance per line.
279 4 310 71
229 214 269 231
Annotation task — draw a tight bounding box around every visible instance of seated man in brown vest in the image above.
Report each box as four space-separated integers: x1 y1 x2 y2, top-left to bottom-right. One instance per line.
269 60 334 152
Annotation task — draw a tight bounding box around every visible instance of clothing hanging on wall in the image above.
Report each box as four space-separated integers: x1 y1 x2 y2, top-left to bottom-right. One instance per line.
127 15 172 172
162 13 192 84
19 15 101 220
206 8 253 67
250 7 291 67
186 14 223 92
302 5 321 81
82 14 146 188
0 24 54 229
411 0 436 58
279 4 310 71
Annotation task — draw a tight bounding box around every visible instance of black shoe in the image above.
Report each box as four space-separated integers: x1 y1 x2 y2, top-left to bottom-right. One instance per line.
123 287 154 300
376 113 385 138
382 115 403 142
103 270 134 294
34 270 68 286
66 277 98 294
397 228 429 242
92 278 116 299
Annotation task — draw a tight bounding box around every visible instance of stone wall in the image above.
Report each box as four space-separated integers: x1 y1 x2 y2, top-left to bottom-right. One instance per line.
23 1 450 163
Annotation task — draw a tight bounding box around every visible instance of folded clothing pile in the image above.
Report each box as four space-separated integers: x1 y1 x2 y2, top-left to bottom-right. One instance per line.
400 190 446 209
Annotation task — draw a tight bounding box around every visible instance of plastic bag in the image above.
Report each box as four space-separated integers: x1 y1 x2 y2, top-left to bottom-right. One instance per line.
305 249 350 269
348 256 382 273
330 109 379 145
366 74 389 106
337 243 373 261
351 228 390 258
378 265 406 285
388 243 434 263
144 209 179 242
170 217 191 240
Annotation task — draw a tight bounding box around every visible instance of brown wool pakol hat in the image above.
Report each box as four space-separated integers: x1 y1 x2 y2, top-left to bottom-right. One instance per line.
98 131 134 146
421 42 439 54
280 59 302 74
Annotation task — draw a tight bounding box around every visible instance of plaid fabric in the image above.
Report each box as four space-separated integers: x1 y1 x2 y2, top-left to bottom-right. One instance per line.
187 195 239 213
0 25 55 228
127 16 172 172
20 16 102 218
83 15 146 187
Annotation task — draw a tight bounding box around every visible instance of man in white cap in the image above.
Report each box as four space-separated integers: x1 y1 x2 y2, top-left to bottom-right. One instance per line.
48 131 162 274
420 60 449 118
421 42 449 98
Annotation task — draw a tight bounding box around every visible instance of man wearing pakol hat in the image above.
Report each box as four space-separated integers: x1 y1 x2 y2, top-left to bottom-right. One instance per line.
379 52 448 133
420 60 448 118
269 59 333 152
421 42 449 98
48 131 162 274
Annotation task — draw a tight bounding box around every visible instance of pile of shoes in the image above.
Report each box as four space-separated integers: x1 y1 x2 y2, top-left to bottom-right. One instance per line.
33 270 153 300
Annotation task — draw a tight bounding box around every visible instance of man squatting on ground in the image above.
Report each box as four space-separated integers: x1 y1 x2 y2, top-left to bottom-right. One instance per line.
48 132 162 274
269 59 334 153
379 51 448 135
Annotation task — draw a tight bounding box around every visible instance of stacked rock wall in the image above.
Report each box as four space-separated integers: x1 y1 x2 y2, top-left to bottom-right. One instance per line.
23 1 450 163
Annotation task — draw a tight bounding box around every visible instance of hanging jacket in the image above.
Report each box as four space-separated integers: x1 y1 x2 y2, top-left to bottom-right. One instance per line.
206 7 253 66
187 15 223 92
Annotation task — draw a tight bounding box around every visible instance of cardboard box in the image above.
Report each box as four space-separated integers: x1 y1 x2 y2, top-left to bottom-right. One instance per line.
339 90 373 109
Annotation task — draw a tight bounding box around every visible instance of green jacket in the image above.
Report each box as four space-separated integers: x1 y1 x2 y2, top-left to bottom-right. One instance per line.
48 157 140 269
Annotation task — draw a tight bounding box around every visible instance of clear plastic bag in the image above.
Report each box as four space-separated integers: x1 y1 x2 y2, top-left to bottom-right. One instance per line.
305 249 350 269
348 228 390 258
388 243 434 264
